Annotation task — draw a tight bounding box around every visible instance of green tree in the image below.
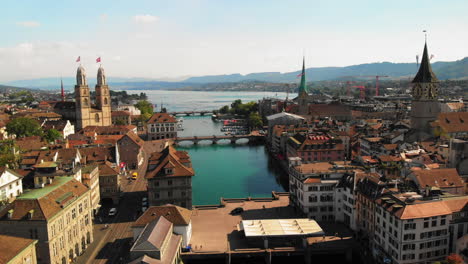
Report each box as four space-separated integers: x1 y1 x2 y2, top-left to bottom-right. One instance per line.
0 140 20 168
43 129 62 143
135 100 154 122
219 105 229 114
6 117 42 138
248 112 263 129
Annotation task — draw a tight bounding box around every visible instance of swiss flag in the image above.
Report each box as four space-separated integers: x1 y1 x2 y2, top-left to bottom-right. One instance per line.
76 56 80 62
96 57 101 63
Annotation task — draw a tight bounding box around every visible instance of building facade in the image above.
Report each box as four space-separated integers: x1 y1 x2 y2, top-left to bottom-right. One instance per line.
146 113 177 140
81 164 101 215
0 167 23 204
146 146 194 209
0 177 93 264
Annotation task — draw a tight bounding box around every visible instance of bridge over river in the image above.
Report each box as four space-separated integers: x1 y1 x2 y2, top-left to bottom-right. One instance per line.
169 110 215 116
174 134 263 145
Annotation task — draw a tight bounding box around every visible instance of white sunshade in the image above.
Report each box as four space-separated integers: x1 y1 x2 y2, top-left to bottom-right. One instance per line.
240 219 324 237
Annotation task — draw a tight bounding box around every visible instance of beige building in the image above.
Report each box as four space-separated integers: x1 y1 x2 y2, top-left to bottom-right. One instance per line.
75 65 112 130
146 146 194 209
0 235 38 264
81 164 100 215
0 177 93 264
146 113 177 140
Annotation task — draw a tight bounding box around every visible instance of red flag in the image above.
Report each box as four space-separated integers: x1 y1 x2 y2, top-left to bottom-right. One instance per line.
96 57 101 63
76 56 80 62
296 73 304 77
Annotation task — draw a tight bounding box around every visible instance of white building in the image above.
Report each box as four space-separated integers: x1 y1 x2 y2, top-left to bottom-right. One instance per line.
132 205 192 247
0 167 23 204
288 158 359 222
373 193 468 264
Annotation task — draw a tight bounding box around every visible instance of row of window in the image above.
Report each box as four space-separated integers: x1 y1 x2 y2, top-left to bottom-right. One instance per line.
308 206 334 213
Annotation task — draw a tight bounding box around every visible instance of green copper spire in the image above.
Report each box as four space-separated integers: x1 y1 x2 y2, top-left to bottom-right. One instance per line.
298 57 308 95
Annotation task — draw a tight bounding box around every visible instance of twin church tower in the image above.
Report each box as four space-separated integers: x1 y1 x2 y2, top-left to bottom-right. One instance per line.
74 65 112 130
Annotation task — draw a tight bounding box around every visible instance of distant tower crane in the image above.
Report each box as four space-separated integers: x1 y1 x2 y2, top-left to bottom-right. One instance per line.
373 75 389 96
352 85 366 100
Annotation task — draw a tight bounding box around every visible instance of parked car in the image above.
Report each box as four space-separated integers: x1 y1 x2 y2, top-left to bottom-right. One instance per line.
132 172 138 180
142 200 148 207
142 197 148 202
230 207 244 215
142 206 148 212
108 208 117 216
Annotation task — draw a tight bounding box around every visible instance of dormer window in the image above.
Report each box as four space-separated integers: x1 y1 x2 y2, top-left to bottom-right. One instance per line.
28 209 34 220
7 209 13 219
165 168 173 175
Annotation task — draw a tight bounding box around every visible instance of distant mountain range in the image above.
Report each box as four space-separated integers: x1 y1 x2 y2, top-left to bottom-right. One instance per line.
4 57 468 90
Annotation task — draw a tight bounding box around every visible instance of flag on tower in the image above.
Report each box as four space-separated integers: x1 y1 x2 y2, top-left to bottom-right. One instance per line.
96 57 101 63
296 72 304 78
76 56 80 62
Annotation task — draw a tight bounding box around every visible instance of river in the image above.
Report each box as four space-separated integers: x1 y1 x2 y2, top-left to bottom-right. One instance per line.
136 90 292 205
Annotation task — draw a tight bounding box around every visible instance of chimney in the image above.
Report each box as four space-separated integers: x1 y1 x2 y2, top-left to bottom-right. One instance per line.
7 209 13 219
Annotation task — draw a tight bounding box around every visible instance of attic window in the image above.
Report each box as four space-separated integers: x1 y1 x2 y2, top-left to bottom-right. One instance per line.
446 118 450 124
460 118 465 123
165 168 173 175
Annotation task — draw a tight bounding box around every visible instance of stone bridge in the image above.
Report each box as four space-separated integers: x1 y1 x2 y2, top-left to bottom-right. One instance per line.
169 110 215 116
173 134 263 145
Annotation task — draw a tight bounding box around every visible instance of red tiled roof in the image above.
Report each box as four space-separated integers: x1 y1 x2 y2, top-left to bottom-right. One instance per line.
411 168 464 189
145 146 194 179
0 235 37 263
147 113 177 124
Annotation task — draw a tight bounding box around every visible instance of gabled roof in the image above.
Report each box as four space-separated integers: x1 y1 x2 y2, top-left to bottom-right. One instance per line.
119 131 144 147
412 42 438 83
0 235 37 264
0 177 88 221
266 112 304 121
147 113 177 124
133 204 192 227
98 162 119 177
411 168 464 189
434 112 468 133
42 120 69 131
133 216 172 252
145 146 194 179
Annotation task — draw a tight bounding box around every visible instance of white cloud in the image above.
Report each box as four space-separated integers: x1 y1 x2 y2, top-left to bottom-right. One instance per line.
112 56 121 61
133 14 159 24
16 21 40 28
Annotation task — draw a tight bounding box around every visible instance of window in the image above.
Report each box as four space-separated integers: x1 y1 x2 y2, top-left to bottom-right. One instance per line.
72 209 76 219
432 220 437 227
168 191 172 197
441 219 446 225
168 180 172 186
404 223 416 230
79 203 83 213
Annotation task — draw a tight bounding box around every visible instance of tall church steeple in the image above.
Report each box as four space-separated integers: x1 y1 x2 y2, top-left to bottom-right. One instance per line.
298 57 309 115
412 42 439 101
95 65 111 126
408 41 441 141
75 65 91 130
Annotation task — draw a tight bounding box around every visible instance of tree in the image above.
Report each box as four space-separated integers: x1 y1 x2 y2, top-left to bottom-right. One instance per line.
134 100 154 115
248 112 263 129
219 105 229 114
43 129 62 143
6 117 42 138
0 140 20 168
135 100 154 122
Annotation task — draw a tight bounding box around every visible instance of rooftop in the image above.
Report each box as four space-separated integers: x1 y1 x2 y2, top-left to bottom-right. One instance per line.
240 218 324 237
20 176 73 199
0 235 37 264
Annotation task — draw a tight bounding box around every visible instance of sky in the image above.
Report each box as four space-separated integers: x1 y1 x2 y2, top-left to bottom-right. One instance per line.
1 0 467 82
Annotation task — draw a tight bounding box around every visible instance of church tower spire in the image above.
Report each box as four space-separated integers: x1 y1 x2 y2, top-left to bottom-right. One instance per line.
298 57 309 115
75 65 91 130
408 41 441 141
95 65 111 126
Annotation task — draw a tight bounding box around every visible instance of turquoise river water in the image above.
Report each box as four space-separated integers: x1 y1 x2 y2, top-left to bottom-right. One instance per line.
136 90 292 205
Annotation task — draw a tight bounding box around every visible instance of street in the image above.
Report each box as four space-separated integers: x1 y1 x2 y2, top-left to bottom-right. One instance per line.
76 141 162 264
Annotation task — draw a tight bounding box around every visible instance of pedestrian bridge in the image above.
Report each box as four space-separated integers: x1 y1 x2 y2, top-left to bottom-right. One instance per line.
174 134 263 145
